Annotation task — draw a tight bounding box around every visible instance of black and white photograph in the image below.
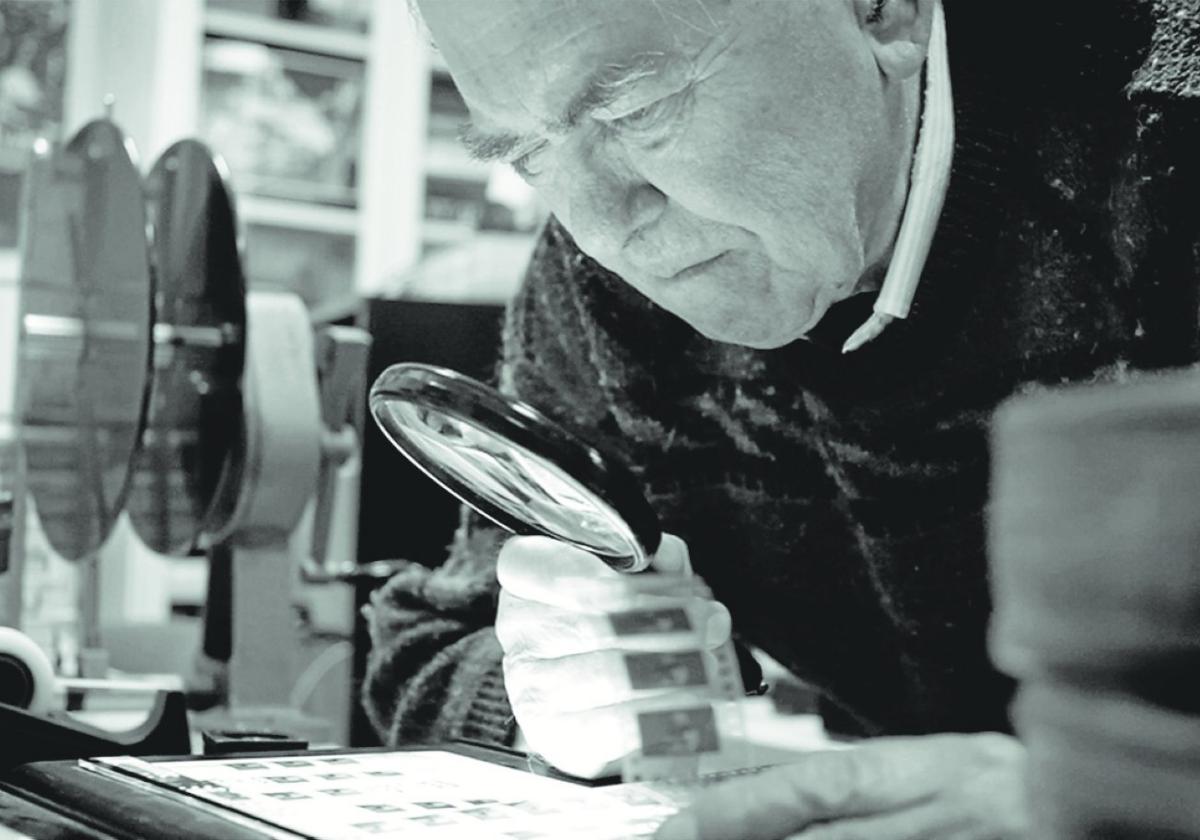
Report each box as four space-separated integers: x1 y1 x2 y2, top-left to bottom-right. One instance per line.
0 1 1197 838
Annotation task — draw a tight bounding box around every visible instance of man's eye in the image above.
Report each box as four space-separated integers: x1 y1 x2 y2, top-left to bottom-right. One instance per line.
511 143 548 180
606 88 692 140
614 102 662 130
611 100 671 134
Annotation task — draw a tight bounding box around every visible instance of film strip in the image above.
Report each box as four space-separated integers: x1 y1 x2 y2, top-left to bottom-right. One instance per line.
600 578 753 784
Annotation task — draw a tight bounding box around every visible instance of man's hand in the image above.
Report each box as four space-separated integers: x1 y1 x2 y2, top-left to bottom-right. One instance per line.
655 733 1029 840
496 533 732 779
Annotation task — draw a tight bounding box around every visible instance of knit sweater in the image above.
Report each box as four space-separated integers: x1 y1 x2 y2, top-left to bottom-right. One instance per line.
362 2 1200 747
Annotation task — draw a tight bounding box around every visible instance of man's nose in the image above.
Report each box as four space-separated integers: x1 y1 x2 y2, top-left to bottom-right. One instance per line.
557 138 666 264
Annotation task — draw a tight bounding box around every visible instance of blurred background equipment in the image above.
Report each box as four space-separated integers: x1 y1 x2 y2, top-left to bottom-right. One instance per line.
128 138 246 558
1 115 192 769
990 370 1200 838
0 0 68 250
0 0 542 758
0 103 375 766
14 116 156 696
17 118 150 570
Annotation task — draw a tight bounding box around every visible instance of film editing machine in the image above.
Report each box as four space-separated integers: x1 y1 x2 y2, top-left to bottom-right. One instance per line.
0 117 373 760
0 117 772 840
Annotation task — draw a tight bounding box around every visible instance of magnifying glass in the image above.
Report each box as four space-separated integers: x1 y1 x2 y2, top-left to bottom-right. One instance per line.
369 364 661 572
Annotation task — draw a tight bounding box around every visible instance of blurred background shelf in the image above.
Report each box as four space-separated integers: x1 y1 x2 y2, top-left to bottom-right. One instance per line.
0 249 17 281
1 0 541 307
0 0 544 751
423 219 477 247
0 146 31 175
204 8 369 60
238 195 359 235
200 35 363 208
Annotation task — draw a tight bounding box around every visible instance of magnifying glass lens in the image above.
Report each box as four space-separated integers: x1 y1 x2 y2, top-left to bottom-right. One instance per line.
378 400 637 559
369 363 664 573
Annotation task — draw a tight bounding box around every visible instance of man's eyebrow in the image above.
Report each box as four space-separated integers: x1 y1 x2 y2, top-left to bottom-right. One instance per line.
458 52 673 163
561 52 670 126
458 123 532 164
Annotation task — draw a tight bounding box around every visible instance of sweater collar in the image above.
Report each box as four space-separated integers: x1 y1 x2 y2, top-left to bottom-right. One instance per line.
841 0 954 354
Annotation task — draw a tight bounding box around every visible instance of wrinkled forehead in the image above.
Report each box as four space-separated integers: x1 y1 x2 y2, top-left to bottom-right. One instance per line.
417 0 732 126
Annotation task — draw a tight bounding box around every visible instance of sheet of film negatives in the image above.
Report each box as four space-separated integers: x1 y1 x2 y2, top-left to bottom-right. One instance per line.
572 574 753 783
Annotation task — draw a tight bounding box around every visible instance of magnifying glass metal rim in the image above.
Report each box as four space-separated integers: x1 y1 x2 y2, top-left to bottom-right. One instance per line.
369 363 661 572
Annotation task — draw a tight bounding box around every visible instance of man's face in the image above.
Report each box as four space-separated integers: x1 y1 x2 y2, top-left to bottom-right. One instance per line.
420 0 915 348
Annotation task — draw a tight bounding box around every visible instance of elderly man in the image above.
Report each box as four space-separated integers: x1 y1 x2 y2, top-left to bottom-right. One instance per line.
363 1 1200 837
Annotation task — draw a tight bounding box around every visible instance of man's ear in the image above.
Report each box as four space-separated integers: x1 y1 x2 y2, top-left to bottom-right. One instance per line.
854 0 936 81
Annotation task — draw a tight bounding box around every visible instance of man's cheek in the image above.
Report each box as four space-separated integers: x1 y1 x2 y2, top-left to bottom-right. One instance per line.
659 112 800 227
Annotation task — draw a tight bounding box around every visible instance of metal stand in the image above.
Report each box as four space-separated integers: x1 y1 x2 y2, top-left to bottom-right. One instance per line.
0 488 20 628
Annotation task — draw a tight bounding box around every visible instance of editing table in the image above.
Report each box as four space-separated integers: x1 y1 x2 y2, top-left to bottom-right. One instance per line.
0 701 833 839
0 786 114 840
0 743 686 840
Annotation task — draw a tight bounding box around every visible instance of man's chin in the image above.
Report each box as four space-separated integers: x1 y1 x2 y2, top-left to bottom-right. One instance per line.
726 333 801 351
693 316 813 350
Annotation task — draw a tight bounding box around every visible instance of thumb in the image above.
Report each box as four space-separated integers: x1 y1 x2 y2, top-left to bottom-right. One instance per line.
654 746 930 840
649 533 692 576
654 764 819 840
